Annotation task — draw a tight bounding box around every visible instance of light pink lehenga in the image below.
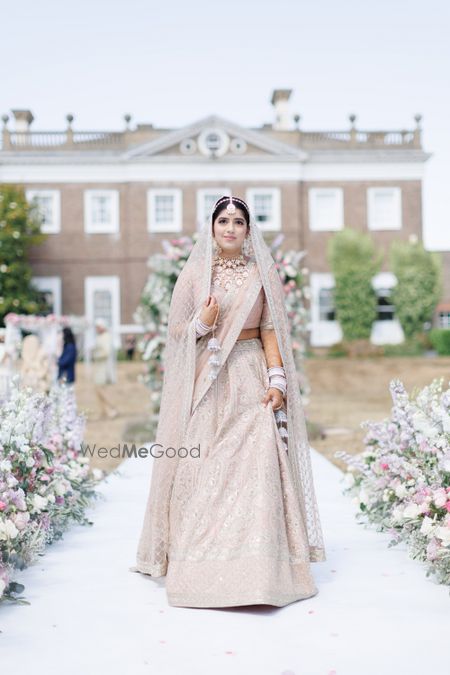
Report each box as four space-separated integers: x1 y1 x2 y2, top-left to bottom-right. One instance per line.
132 246 326 607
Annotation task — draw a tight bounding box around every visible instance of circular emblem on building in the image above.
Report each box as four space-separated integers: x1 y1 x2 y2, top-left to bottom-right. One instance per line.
197 128 230 157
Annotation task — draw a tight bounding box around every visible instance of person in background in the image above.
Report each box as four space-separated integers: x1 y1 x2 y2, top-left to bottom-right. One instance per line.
91 318 118 419
57 327 77 384
125 334 136 361
0 328 13 401
19 333 52 393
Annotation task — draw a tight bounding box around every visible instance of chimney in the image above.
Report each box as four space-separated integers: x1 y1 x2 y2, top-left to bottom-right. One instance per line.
270 89 294 130
11 109 34 133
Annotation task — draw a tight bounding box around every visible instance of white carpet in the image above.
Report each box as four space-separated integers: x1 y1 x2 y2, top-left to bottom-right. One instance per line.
1 449 448 675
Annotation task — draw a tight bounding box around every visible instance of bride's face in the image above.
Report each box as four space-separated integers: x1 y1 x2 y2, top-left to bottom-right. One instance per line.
213 208 249 256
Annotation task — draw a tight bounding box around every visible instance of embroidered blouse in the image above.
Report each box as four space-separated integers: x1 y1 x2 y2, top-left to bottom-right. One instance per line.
243 287 274 330
210 259 274 331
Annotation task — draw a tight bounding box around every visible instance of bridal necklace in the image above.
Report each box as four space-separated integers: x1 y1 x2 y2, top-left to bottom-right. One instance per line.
207 252 249 380
212 252 250 291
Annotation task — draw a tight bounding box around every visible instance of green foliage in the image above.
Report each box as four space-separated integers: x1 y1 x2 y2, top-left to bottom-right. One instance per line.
382 337 427 357
429 329 450 355
0 184 49 325
327 228 383 341
389 241 442 339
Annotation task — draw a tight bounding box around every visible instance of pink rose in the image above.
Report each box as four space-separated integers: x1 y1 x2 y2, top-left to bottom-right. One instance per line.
445 501 450 513
0 501 7 511
13 511 30 530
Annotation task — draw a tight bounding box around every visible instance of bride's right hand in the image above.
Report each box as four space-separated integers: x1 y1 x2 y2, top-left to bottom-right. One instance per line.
199 295 219 327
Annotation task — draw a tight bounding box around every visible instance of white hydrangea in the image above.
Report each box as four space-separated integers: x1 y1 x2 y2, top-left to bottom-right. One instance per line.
0 519 19 540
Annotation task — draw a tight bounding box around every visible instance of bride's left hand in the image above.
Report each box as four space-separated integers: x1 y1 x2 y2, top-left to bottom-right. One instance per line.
262 387 284 411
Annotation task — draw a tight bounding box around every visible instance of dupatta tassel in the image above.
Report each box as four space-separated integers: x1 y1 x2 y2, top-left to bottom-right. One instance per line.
208 354 221 367
207 337 221 351
207 334 222 380
274 408 288 424
274 408 289 453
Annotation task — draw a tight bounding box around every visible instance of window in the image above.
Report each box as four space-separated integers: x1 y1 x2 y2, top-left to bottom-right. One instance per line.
85 276 121 348
439 312 450 329
367 187 402 230
246 188 281 231
318 287 336 321
147 189 182 233
26 189 61 233
196 188 231 230
375 288 395 321
31 276 62 314
308 188 343 231
84 190 119 233
309 272 342 347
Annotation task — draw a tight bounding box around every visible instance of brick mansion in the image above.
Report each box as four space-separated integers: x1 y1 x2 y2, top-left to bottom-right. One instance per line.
1 89 448 347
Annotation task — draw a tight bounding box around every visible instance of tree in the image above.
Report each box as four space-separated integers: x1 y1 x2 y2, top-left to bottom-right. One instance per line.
389 240 442 339
327 228 383 341
0 184 49 326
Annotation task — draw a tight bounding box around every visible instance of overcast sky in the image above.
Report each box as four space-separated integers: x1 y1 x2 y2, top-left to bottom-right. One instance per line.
1 0 449 249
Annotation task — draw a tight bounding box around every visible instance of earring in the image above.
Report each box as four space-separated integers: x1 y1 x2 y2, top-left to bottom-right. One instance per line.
213 238 222 256
242 236 251 256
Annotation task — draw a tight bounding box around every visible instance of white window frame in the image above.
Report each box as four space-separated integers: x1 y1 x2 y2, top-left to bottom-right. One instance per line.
438 311 450 329
367 187 402 231
84 189 120 234
26 189 61 233
196 187 231 231
31 276 62 315
246 188 281 231
84 276 121 348
308 187 344 231
147 188 182 233
309 273 342 347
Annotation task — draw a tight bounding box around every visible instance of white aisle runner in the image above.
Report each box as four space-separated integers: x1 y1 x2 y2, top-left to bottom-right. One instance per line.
0 449 448 675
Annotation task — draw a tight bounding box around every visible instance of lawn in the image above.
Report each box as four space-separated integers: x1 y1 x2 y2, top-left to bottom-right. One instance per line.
73 356 450 474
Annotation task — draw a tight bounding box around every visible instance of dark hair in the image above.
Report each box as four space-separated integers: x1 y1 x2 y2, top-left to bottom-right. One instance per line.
211 196 250 227
62 326 76 345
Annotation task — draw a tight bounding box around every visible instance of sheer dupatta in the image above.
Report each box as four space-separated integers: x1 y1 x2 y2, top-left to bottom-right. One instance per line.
140 212 326 573
191 261 261 413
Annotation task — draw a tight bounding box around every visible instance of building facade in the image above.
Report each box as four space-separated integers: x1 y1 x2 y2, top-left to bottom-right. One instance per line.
1 89 445 347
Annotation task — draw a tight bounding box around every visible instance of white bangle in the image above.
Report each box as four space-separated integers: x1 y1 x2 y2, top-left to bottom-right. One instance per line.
269 382 286 397
268 374 286 397
268 366 285 377
195 317 213 337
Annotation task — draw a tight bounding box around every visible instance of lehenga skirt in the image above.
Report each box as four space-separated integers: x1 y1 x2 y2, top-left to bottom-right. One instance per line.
163 337 318 608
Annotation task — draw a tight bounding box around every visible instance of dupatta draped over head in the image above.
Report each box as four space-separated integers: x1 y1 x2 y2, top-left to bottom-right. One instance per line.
151 202 326 565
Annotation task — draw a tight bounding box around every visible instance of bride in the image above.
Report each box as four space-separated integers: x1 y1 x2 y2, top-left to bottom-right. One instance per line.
131 195 326 607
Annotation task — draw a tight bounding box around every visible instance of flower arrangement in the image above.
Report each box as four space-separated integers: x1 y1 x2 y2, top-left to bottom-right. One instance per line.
337 377 450 586
0 379 103 604
4 312 89 329
134 233 311 433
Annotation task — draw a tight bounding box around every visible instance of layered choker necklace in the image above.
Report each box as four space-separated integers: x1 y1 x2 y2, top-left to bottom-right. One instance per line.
212 253 246 268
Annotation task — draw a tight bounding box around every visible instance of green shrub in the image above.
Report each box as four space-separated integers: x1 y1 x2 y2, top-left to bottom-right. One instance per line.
328 228 382 341
382 338 426 357
429 329 450 355
390 241 442 339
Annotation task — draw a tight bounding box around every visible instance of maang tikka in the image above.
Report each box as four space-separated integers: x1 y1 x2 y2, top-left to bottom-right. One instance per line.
226 195 236 215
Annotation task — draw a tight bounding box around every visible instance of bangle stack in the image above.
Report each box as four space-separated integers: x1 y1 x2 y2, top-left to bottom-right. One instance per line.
267 365 287 397
195 316 213 338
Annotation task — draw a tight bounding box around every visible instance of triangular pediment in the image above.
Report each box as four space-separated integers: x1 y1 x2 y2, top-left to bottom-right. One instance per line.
123 114 308 160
